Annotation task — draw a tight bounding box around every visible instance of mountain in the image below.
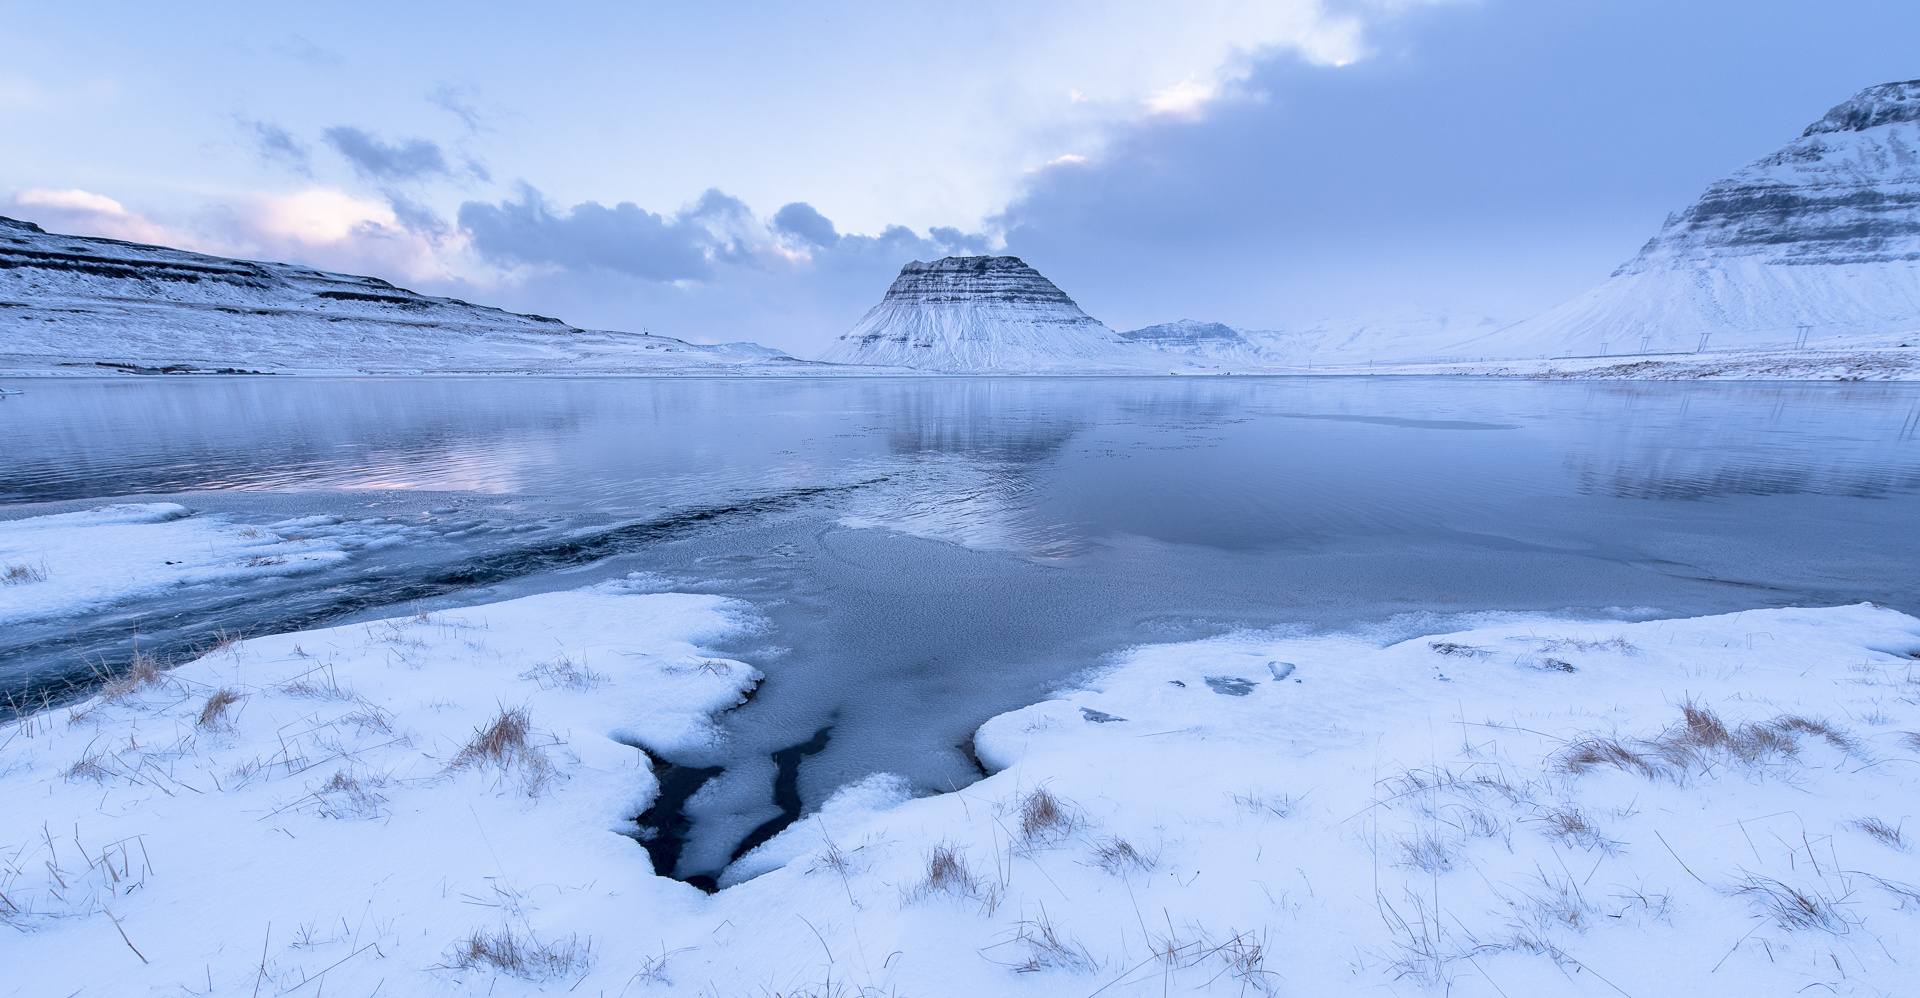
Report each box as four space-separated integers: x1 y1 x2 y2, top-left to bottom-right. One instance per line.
1463 80 1920 359
0 216 794 373
819 256 1150 371
1118 312 1515 367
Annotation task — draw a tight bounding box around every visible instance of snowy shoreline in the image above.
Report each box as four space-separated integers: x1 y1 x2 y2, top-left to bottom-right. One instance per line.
4 506 1919 995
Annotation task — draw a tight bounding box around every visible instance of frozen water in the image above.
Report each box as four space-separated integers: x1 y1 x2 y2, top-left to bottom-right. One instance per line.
4 374 1920 880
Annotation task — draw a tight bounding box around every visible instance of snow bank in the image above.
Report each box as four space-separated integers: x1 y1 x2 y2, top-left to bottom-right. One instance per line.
0 504 350 625
5 595 1919 996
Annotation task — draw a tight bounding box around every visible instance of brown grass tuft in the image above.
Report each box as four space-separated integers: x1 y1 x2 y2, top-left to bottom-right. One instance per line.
1092 837 1155 874
448 925 587 981
923 843 978 895
518 654 607 691
1 560 48 585
448 706 554 795
1851 816 1909 851
1018 786 1074 843
196 688 244 730
97 652 165 706
1732 875 1855 933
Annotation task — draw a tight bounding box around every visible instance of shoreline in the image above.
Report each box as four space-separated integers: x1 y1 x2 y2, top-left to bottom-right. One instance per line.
4 564 1917 995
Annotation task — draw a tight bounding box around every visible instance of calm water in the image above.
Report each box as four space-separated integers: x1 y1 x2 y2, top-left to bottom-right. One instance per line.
5 375 1919 880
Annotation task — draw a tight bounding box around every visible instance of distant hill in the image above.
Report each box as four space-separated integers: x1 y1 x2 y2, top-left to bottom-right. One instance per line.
0 216 794 373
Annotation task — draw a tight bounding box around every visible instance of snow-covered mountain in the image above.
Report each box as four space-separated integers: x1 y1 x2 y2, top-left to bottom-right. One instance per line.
0 216 795 373
819 256 1152 372
1463 80 1920 359
1118 312 1514 367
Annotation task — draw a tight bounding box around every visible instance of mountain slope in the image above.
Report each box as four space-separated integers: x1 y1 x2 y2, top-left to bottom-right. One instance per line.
819 256 1151 371
1464 80 1920 359
0 216 793 373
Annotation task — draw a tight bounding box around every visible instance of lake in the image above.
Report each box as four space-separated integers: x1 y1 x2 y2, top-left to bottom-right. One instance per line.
4 374 1918 881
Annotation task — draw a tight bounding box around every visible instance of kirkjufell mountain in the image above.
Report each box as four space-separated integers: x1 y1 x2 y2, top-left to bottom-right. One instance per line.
819 256 1145 371
0 216 791 373
1467 80 1920 358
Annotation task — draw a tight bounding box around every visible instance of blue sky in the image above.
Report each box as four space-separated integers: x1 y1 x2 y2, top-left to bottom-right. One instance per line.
4 0 1917 354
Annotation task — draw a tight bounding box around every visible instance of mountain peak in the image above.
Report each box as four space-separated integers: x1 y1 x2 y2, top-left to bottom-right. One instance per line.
820 255 1138 371
1802 79 1920 136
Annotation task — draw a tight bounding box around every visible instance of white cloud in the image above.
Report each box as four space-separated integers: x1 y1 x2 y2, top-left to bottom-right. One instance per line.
11 188 174 244
1143 79 1218 119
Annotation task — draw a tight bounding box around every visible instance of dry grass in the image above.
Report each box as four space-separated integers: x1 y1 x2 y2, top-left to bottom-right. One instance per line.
97 652 165 706
1558 700 1857 782
65 751 118 783
1091 836 1155 875
196 688 243 730
448 706 555 795
1428 642 1490 657
448 925 588 981
923 843 978 895
1903 731 1920 752
1851 816 1909 851
280 667 353 700
1017 787 1074 843
518 654 607 691
313 768 388 819
1537 803 1615 852
1732 875 1856 933
1 560 48 585
1000 907 1096 973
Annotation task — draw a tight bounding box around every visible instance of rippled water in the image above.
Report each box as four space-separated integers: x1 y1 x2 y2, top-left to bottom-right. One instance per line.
5 375 1919 880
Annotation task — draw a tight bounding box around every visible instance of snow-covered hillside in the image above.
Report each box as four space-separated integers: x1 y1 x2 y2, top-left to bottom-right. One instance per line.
1463 80 1920 359
819 256 1154 372
0 216 798 374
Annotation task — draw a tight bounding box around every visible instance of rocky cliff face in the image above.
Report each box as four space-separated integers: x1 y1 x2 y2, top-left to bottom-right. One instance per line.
1462 81 1920 359
819 256 1145 371
0 216 790 372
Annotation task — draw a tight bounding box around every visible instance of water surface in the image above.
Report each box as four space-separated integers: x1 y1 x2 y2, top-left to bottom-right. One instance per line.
5 375 1918 880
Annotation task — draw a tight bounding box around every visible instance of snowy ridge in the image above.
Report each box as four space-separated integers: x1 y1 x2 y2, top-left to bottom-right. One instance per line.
819 256 1153 371
0 216 797 373
1469 80 1920 359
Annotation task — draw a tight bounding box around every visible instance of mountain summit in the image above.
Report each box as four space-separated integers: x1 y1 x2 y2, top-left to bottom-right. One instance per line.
1463 80 1920 358
819 256 1139 371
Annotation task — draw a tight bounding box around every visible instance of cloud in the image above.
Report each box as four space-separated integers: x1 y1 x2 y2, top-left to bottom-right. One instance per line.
274 34 345 70
773 202 840 248
1143 78 1217 119
459 185 721 281
9 188 175 244
241 119 312 175
322 126 450 181
428 83 491 133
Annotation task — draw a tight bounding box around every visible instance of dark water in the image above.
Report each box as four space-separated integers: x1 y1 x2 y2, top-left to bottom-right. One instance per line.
4 375 1919 881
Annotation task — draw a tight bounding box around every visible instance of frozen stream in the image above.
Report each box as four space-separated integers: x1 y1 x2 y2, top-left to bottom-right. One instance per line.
4 375 1919 884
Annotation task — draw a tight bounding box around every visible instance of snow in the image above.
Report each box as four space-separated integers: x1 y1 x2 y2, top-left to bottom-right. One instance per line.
0 503 350 626
6 556 1919 995
0 216 803 375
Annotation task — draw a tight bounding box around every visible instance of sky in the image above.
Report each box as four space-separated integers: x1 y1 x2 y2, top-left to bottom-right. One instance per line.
4 0 1918 355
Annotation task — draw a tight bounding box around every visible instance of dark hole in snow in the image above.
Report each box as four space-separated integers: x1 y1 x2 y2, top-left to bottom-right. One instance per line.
631 755 723 889
1203 676 1258 696
631 725 834 893
728 725 834 864
1080 707 1126 723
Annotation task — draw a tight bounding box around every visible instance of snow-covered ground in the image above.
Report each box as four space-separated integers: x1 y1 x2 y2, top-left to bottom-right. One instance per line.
1326 345 1920 381
5 502 1919 996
